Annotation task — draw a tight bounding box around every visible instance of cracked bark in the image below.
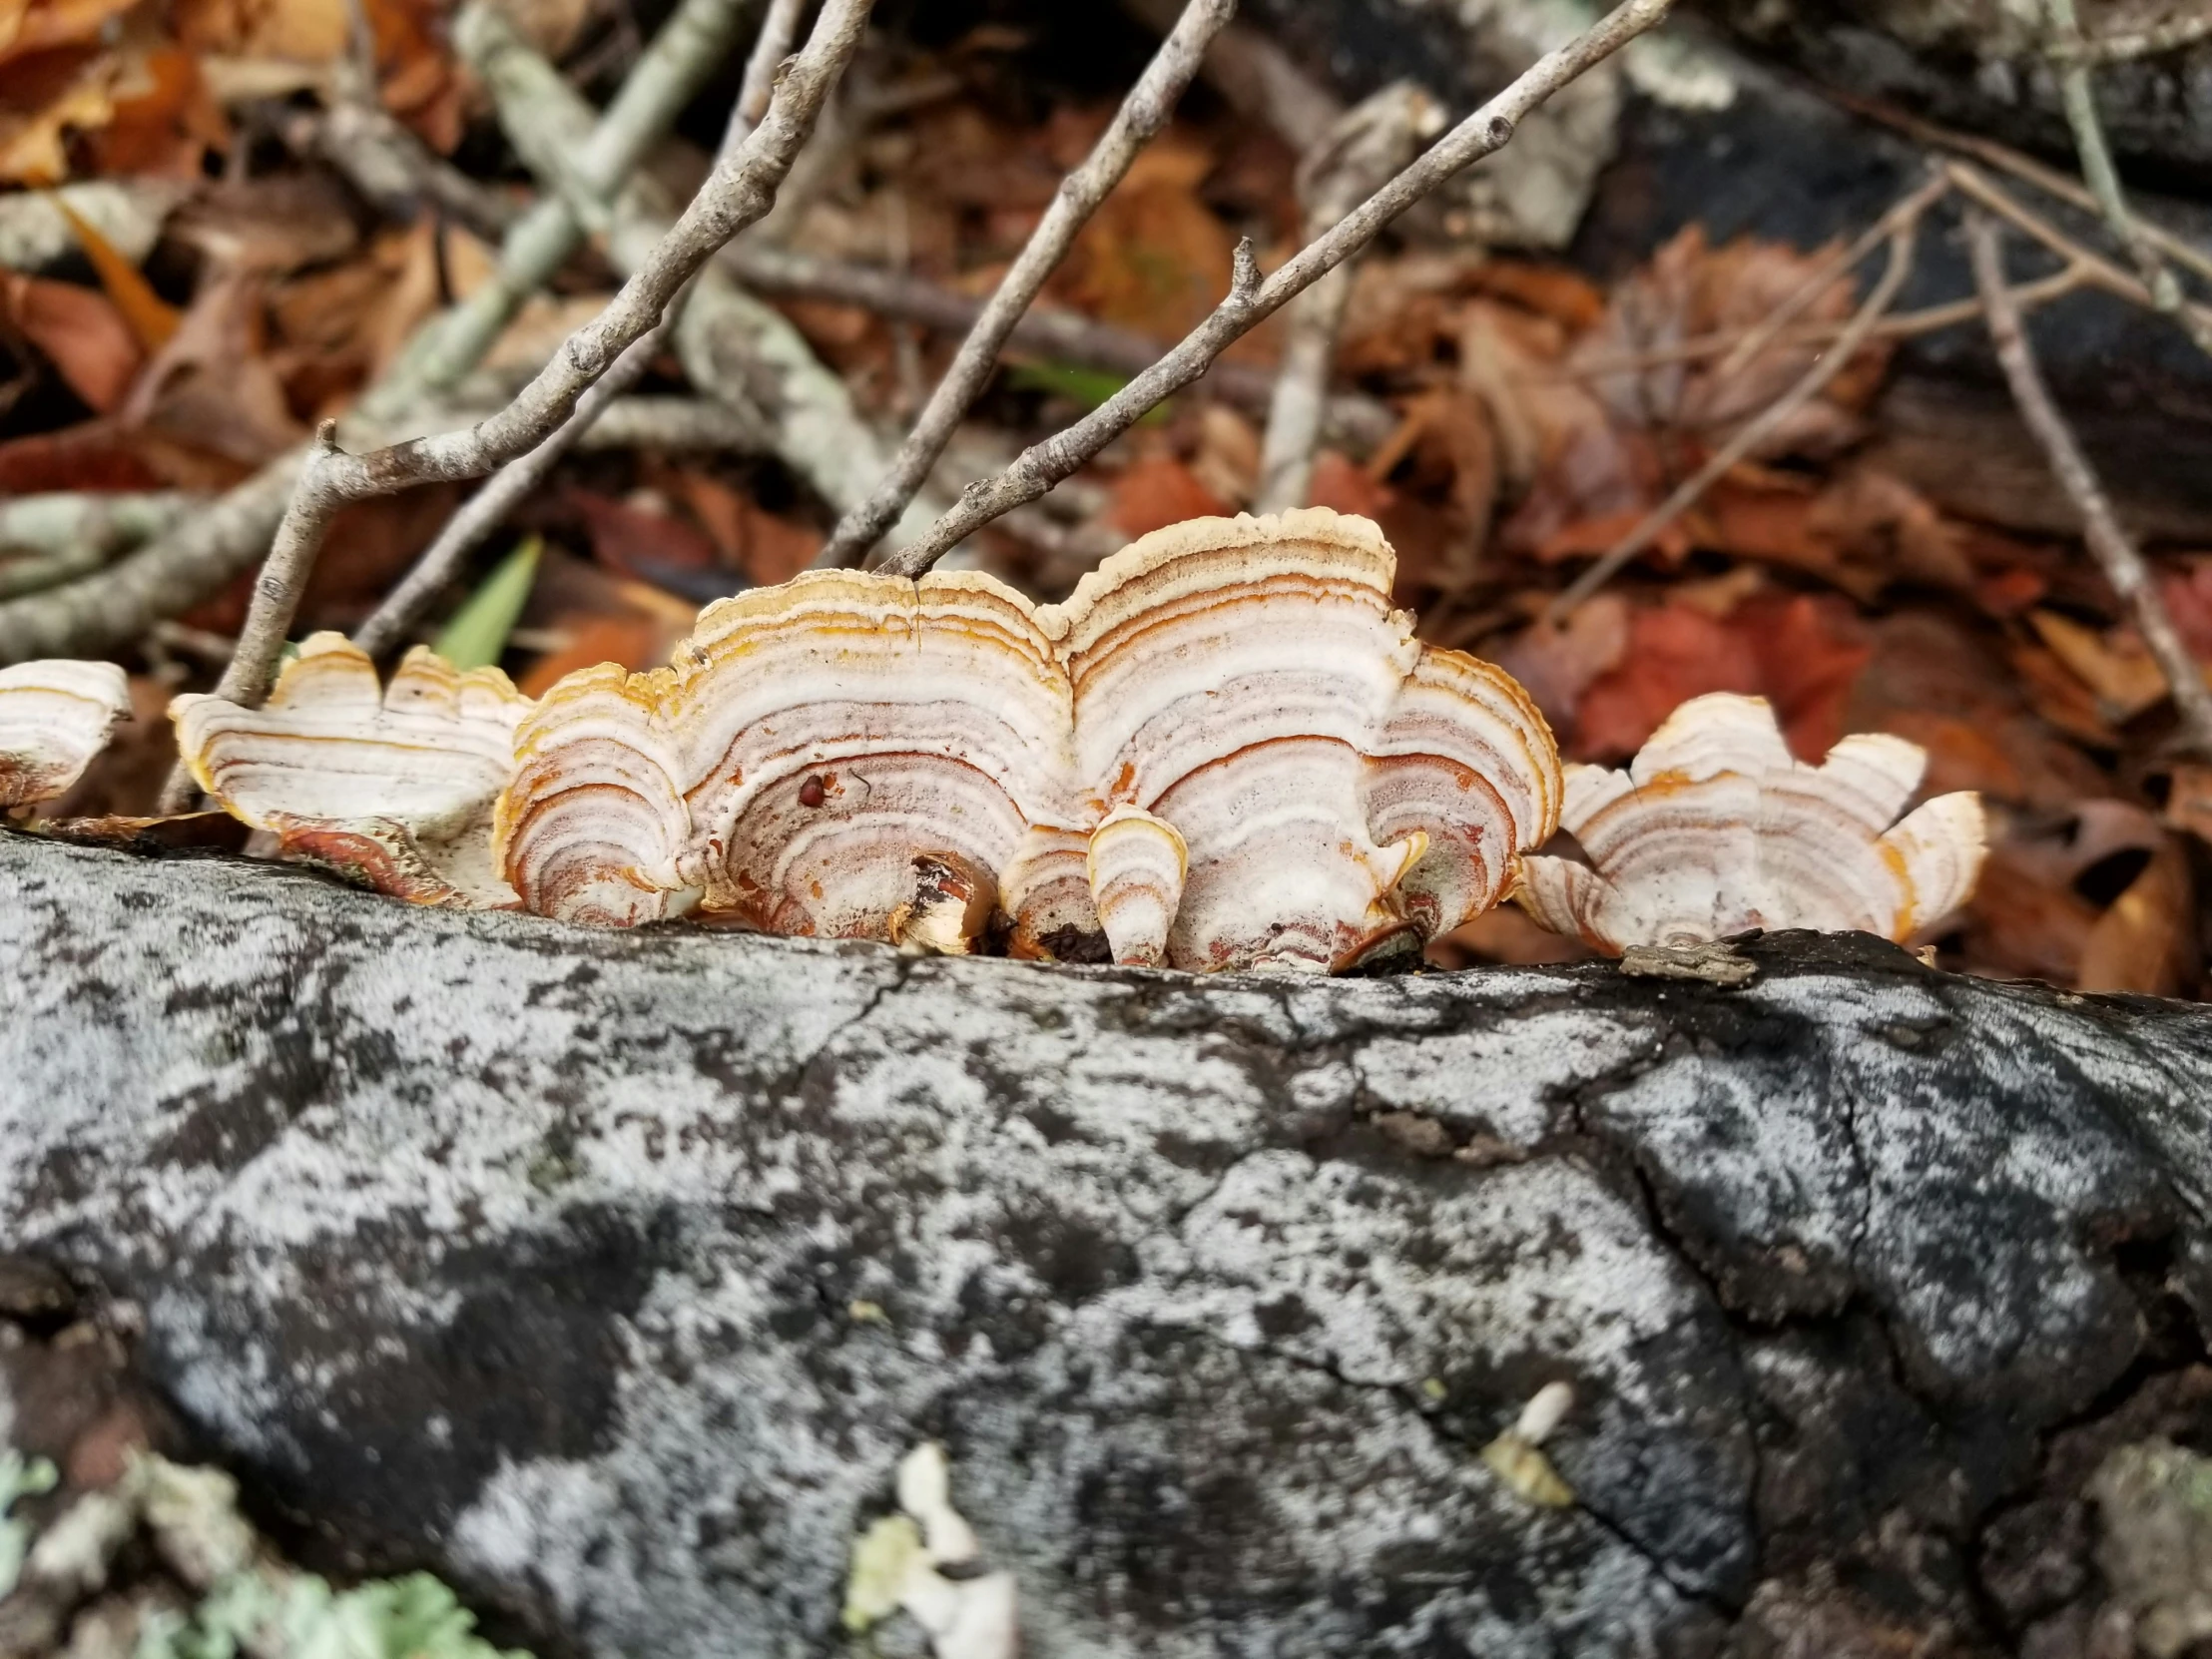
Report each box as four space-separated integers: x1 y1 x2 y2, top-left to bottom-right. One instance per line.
3 833 2212 1656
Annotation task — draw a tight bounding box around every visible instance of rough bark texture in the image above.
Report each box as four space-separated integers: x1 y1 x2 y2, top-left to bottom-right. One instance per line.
4 833 2212 1657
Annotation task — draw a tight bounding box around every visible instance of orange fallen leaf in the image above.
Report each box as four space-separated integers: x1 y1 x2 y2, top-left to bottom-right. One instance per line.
0 0 140 67
1572 591 1869 763
519 615 667 700
2077 836 2196 997
2027 610 2171 725
3 273 139 411
53 190 179 350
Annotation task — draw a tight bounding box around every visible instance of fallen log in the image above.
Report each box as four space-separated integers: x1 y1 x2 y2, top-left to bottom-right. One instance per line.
3 832 2211 1656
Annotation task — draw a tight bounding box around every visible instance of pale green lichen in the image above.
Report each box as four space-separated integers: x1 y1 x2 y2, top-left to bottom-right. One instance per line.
1 1446 61 1599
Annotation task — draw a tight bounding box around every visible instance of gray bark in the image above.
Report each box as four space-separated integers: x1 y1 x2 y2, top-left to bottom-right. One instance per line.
3 832 2212 1656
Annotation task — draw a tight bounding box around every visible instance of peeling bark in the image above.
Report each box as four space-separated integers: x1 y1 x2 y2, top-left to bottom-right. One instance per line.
2 834 2211 1655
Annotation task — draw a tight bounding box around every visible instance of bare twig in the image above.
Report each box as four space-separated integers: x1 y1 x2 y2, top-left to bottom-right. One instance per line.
154 0 873 811
353 307 686 658
383 0 758 408
0 0 760 672
2051 11 2212 66
1549 217 1922 619
819 0 1237 566
721 242 1395 443
1254 83 1441 514
1119 0 1343 147
354 0 813 657
469 6 953 549
0 493 197 599
872 0 1680 579
2042 0 2212 356
721 0 806 160
1966 210 2212 758
1839 95 2212 295
287 102 520 243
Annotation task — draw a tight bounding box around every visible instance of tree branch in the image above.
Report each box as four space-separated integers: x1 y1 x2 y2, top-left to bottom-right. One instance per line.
719 242 1394 445
817 0 1236 567
1549 215 1923 619
1253 83 1439 515
2041 0 2212 358
351 0 810 661
1965 210 2212 760
870 0 1679 579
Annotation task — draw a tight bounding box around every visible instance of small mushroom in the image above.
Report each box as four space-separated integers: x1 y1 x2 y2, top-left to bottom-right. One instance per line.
1514 692 1986 953
0 660 130 809
1085 806 1188 967
172 634 530 907
493 663 691 927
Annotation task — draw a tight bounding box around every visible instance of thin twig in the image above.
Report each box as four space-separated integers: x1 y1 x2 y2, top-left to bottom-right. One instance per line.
154 0 875 811
2042 0 2212 356
2051 11 2212 65
818 0 1237 567
1966 210 2212 759
1708 169 1948 388
721 0 806 160
383 0 758 408
720 242 1395 442
1839 94 2212 295
1561 266 2089 382
353 306 686 658
354 0 810 657
0 0 757 671
1548 217 1922 620
473 6 953 549
871 0 1679 579
1253 83 1440 515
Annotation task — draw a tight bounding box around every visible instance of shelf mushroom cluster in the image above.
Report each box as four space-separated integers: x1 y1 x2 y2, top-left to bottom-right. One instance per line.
2 509 1991 974
488 507 1563 971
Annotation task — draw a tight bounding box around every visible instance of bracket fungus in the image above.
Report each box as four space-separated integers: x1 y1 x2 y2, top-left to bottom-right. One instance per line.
1514 692 1987 954
0 660 130 809
495 508 1562 972
1036 510 1559 971
171 634 532 908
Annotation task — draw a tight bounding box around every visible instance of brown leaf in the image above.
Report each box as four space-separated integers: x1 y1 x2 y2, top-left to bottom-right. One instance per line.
0 49 115 185
126 269 304 465
1056 132 1235 340
1109 454 1229 539
3 272 139 411
518 614 667 700
173 0 346 62
1489 592 1631 733
2027 610 2171 725
1572 592 1869 763
89 43 227 178
2077 836 2196 997
565 487 725 585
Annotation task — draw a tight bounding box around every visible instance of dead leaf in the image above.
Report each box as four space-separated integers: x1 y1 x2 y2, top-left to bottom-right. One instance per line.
1572 591 1869 763
517 614 666 700
0 50 116 185
54 189 179 349
174 0 347 63
1186 403 1258 509
2027 610 2171 725
1489 592 1632 732
1109 453 1228 539
1057 132 1235 340
89 44 227 178
2078 836 2196 997
126 268 304 464
3 272 139 410
565 486 727 591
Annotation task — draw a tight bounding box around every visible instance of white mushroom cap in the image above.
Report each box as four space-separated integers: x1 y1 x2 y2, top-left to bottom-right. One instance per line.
0 659 130 808
1515 691 1987 952
172 634 529 907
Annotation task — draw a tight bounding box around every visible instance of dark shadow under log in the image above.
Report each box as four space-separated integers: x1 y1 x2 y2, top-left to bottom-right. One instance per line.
3 832 2212 1655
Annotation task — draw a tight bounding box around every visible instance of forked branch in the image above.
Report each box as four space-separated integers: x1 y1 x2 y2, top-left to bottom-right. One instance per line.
870 0 1678 579
817 0 1237 567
